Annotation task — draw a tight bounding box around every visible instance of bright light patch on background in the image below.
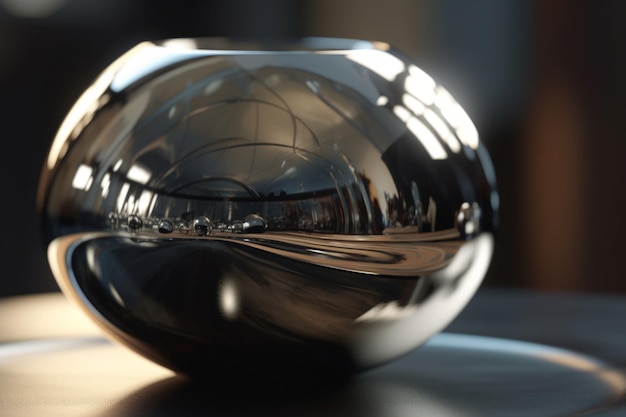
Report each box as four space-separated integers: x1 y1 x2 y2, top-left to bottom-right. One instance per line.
0 0 67 18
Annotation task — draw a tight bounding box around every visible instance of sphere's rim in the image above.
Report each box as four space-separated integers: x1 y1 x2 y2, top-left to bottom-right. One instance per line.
154 36 391 54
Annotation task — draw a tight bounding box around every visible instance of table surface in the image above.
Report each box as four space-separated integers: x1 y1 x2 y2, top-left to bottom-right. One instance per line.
2 287 626 417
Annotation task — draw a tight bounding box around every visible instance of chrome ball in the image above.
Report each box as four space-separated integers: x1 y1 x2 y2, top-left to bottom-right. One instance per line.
38 38 498 379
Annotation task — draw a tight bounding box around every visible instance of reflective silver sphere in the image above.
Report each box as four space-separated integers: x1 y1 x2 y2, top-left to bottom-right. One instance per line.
37 38 498 379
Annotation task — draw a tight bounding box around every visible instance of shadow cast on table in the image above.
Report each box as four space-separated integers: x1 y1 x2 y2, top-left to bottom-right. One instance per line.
97 333 626 417
99 372 461 417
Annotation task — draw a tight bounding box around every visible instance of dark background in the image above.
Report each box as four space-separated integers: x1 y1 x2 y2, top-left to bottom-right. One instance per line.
0 0 624 297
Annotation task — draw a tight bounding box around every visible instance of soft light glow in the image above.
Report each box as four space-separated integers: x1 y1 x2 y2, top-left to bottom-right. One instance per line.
0 338 103 360
0 0 66 18
127 164 151 184
148 194 158 217
71 164 94 191
219 278 239 320
407 117 447 160
0 293 102 343
346 49 405 82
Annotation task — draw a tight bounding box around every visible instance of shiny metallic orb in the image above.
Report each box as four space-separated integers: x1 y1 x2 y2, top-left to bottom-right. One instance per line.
157 219 174 234
127 215 143 231
192 216 212 236
242 214 268 233
38 37 498 379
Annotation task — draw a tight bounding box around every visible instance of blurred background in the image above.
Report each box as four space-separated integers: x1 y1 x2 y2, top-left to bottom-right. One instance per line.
0 0 624 297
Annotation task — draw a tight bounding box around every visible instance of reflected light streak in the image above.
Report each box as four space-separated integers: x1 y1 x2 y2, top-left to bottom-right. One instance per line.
47 44 148 170
539 352 626 395
110 43 205 92
432 333 626 395
126 194 136 214
0 338 106 361
85 245 100 281
403 93 425 116
424 109 461 153
100 172 111 198
405 65 436 105
112 159 123 172
305 79 319 93
137 190 153 216
393 105 411 123
116 183 130 212
355 301 416 322
108 282 125 307
435 87 479 149
127 164 151 184
204 79 223 95
71 164 93 191
407 118 447 160
346 49 405 82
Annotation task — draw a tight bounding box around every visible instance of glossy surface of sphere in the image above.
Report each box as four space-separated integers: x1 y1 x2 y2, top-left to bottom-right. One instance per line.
38 38 498 378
